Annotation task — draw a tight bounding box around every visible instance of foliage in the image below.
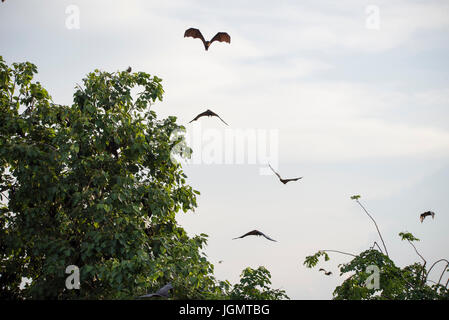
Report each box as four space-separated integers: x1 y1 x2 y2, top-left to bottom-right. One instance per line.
0 56 287 300
304 251 330 268
303 195 449 300
227 266 289 300
399 232 420 242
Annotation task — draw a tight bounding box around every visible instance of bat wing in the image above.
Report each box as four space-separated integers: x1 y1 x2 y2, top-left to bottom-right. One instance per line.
210 32 231 44
138 293 158 298
268 163 282 180
233 233 249 240
184 28 206 43
420 211 434 223
189 111 208 123
213 113 229 126
233 230 256 239
156 283 173 297
283 177 303 183
261 232 277 242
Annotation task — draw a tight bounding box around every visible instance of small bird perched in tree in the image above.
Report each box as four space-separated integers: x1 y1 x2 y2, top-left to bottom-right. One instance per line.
189 109 228 125
126 66 132 73
233 230 277 242
319 268 332 276
137 283 173 299
420 211 435 223
268 163 302 184
184 28 231 51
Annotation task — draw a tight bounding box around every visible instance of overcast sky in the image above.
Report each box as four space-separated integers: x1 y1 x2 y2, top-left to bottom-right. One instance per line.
1 0 449 299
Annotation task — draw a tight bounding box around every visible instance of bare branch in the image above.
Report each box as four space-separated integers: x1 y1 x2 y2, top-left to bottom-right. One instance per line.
322 249 357 257
0 191 10 201
426 259 449 286
355 199 389 257
370 241 384 254
404 239 428 284
407 240 426 265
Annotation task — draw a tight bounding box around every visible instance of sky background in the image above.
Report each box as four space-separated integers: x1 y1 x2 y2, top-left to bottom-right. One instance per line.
1 0 449 299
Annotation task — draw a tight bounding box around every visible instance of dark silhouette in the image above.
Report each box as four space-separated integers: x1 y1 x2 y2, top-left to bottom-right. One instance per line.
268 163 302 184
126 66 132 73
189 109 228 125
184 28 231 51
233 230 277 242
319 268 332 276
138 283 173 298
420 211 435 223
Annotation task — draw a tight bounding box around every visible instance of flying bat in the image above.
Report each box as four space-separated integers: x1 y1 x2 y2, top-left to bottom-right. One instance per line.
184 28 231 51
268 163 302 184
319 268 332 276
420 211 435 223
233 230 277 242
189 109 228 125
138 283 173 299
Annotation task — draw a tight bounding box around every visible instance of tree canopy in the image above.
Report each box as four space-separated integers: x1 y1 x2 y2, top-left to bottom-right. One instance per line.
0 56 288 300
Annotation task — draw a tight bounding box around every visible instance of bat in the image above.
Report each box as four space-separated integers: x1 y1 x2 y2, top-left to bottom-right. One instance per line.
233 230 277 242
319 268 332 276
138 283 173 298
420 211 435 223
189 109 228 125
268 163 302 184
126 66 132 73
184 28 231 51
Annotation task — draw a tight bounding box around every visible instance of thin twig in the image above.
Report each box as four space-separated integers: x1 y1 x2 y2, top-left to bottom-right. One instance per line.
426 259 449 286
405 240 427 284
0 191 10 201
426 279 438 285
370 241 383 254
322 249 357 257
437 262 449 286
407 240 426 265
356 199 389 257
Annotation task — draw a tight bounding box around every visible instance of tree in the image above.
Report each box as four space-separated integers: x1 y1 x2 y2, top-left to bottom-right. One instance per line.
227 266 289 300
0 56 288 300
0 57 212 299
303 195 449 300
